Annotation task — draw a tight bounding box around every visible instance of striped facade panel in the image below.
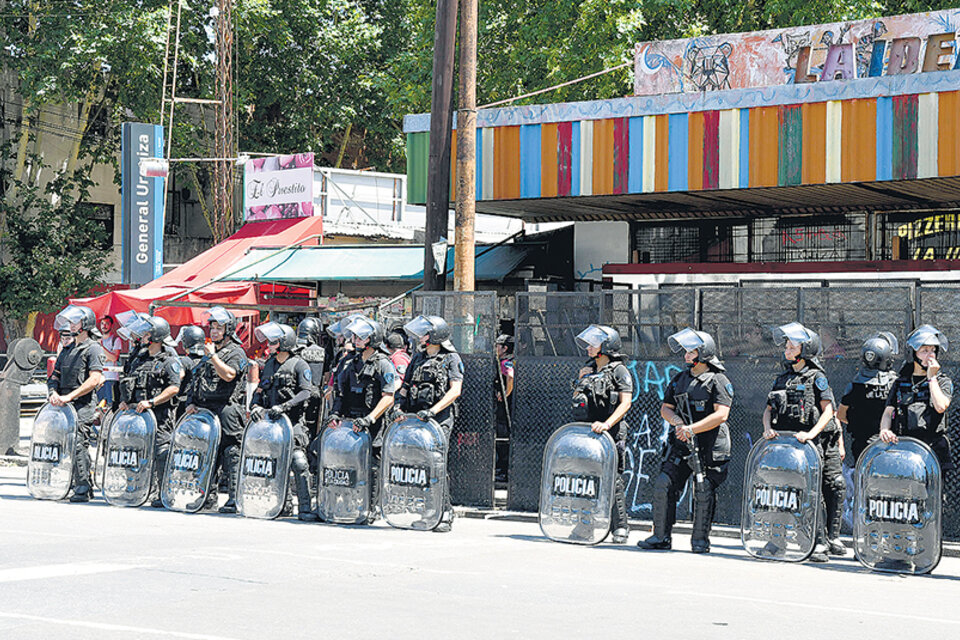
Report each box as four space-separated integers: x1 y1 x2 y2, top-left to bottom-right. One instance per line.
939 91 960 178
687 111 705 192
893 94 919 180
749 107 779 187
778 105 802 186
493 126 521 200
702 111 720 190
667 113 688 192
612 118 630 195
541 123 559 198
406 89 960 204
841 99 877 183
406 132 429 204
592 118 616 196
519 124 541 198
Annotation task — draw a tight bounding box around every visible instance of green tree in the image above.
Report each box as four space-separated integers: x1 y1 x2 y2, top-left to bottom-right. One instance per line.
0 148 111 340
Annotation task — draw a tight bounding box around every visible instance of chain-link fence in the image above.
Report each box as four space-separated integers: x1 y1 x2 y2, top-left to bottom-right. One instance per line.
505 285 960 540
412 292 497 507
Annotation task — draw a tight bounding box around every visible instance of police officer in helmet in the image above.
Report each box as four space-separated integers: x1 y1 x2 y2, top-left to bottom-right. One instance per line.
400 315 464 533
48 304 106 502
116 315 182 507
763 322 843 563
184 306 248 513
879 325 953 470
571 324 632 544
638 328 732 553
327 316 400 523
173 325 204 420
494 334 515 483
296 317 326 436
249 321 317 521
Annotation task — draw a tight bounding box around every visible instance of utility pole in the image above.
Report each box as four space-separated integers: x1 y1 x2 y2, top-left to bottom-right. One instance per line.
423 0 458 291
453 0 477 292
213 0 235 242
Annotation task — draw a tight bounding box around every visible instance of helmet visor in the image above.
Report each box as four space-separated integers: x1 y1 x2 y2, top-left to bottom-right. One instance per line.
254 321 285 344
326 313 361 338
773 322 812 346
53 305 87 332
403 315 434 340
575 325 609 350
345 317 376 341
875 331 900 355
120 316 152 340
667 327 705 353
907 325 948 353
202 306 233 327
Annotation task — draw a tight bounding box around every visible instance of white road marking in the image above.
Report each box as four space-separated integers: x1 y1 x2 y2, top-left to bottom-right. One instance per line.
0 611 243 640
668 589 960 626
0 562 141 583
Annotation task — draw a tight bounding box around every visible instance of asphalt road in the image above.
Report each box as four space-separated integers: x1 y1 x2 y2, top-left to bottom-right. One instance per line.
2 463 960 640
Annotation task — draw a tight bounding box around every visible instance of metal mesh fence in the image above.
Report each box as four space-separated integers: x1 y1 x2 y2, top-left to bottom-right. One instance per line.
412 292 497 507
506 284 960 540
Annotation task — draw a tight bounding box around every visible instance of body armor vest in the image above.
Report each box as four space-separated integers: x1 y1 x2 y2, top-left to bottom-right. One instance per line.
407 352 453 413
342 352 388 418
193 343 247 408
572 361 619 422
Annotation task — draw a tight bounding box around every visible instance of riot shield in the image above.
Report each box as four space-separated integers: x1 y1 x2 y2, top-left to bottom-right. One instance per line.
380 415 448 530
101 409 157 507
161 409 221 513
741 433 823 562
93 409 115 490
317 419 372 524
854 437 942 575
237 414 294 520
26 403 79 501
538 423 617 545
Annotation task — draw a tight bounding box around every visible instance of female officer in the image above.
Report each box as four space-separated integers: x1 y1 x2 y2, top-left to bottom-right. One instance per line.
572 324 633 544
637 328 732 554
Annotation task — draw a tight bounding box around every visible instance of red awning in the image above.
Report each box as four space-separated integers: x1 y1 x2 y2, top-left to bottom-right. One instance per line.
71 216 323 327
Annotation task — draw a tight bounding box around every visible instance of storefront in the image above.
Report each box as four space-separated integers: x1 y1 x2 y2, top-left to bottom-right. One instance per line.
404 10 960 275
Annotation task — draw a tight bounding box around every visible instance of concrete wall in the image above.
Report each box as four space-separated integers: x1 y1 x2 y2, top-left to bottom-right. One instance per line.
573 221 630 285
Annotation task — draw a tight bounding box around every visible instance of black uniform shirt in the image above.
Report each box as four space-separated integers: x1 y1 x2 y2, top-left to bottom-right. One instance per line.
255 355 314 423
840 369 896 459
402 349 464 426
578 359 633 437
48 338 105 412
663 368 734 464
123 350 182 429
768 366 835 432
334 351 400 418
885 372 953 437
187 341 248 409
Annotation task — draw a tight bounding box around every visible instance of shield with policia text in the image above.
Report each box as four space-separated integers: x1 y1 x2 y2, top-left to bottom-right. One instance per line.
539 423 617 545
741 433 822 562
101 409 157 507
237 413 294 520
380 415 448 530
854 437 942 575
317 419 372 524
27 403 79 501
161 409 221 513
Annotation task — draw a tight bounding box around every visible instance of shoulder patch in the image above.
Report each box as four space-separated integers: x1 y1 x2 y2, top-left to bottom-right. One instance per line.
384 369 396 385
458 360 464 374
303 368 312 383
816 375 829 391
725 382 735 397
170 359 182 375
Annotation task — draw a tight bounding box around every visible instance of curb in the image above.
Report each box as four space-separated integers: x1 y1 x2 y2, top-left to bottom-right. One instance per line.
454 507 960 558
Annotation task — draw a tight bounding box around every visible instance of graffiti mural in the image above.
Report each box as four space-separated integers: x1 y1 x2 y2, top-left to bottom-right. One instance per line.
633 9 960 95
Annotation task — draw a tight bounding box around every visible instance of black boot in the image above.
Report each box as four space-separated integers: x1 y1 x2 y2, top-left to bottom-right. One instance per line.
824 475 846 556
690 482 716 554
637 472 674 550
218 445 239 514
70 439 93 502
295 471 317 521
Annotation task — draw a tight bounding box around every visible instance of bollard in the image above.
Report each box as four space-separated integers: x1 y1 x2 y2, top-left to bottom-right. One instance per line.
0 338 44 455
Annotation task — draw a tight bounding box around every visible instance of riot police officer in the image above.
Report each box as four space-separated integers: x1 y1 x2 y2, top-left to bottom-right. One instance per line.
296 317 326 437
879 325 953 470
400 315 464 533
248 322 317 520
762 322 843 563
173 325 204 418
495 334 514 483
570 324 632 544
47 304 105 502
328 316 400 523
637 328 732 554
184 306 248 513
116 315 182 508
839 333 900 462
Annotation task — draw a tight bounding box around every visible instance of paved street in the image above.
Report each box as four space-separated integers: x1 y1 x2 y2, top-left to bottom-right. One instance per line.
2 463 960 639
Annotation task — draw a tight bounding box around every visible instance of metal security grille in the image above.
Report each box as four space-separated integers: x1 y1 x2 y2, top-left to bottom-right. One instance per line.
515 292 602 357
412 292 497 507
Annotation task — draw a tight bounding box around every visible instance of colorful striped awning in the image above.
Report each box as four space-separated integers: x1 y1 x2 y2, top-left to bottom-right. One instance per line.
404 70 960 218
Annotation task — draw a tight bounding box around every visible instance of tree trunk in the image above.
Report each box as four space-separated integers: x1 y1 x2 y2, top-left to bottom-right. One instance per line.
0 312 28 346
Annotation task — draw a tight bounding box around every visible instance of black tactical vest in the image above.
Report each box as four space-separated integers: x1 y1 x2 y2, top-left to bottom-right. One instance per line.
53 339 98 408
261 356 305 420
572 361 619 423
193 342 247 408
341 352 388 418
407 352 453 413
